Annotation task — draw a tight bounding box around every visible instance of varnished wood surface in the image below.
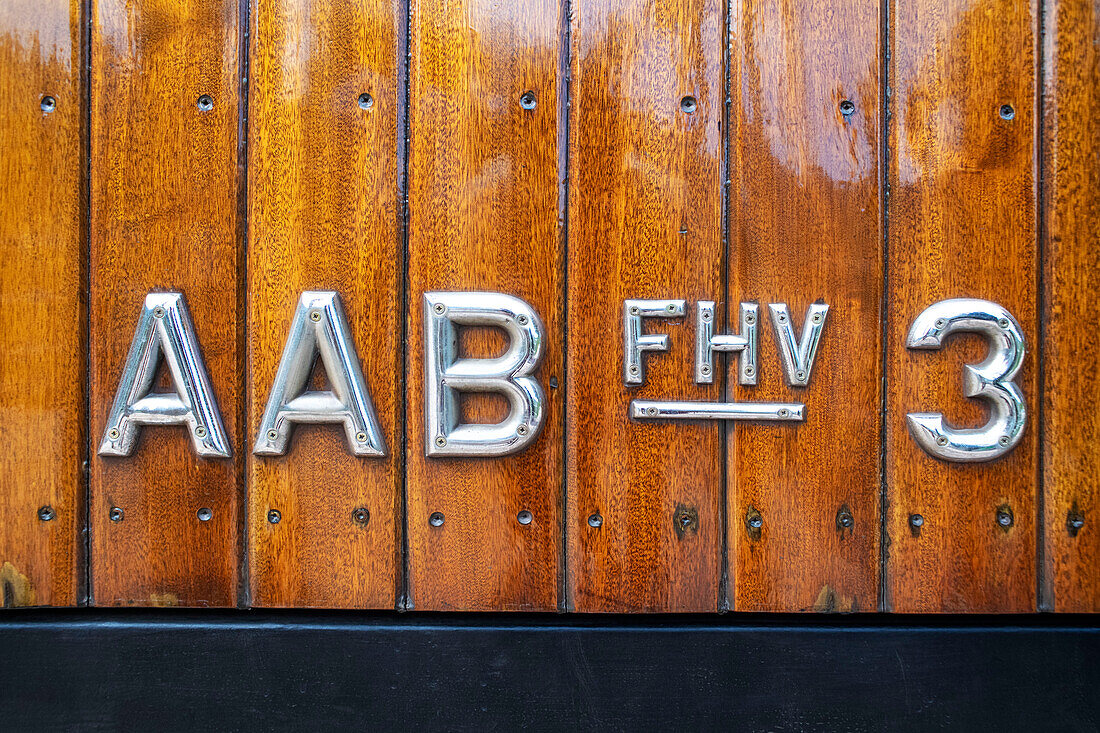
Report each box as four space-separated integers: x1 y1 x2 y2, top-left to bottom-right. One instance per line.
1 0 1097 613
884 0 1038 612
566 0 723 612
727 0 882 612
0 0 85 607
404 0 564 610
247 0 402 609
1041 0 1100 613
89 0 242 606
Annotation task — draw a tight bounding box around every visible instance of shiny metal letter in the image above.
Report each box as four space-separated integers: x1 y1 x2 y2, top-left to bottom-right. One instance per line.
623 299 687 385
695 301 758 385
905 298 1026 463
768 302 829 387
99 292 230 458
424 292 545 457
254 292 386 457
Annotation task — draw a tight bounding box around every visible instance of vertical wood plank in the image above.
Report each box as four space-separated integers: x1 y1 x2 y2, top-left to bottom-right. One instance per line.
727 0 883 612
1041 0 1100 613
247 0 402 608
567 0 724 612
405 0 564 610
0 0 85 607
90 0 242 606
885 0 1037 612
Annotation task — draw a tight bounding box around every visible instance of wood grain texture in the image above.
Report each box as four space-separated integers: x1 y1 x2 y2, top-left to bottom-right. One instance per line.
247 0 402 608
90 0 242 606
1041 0 1100 612
405 0 564 610
727 0 882 612
885 0 1037 612
0 0 85 607
567 0 723 612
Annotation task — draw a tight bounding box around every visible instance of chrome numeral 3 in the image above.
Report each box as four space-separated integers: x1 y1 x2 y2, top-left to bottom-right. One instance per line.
906 298 1026 463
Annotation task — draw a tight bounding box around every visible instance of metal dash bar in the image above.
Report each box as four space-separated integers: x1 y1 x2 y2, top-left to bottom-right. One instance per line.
630 400 805 422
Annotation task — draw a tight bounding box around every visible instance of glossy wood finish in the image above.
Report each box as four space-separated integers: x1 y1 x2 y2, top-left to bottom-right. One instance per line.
405 0 564 610
727 0 882 612
567 0 723 612
247 0 402 608
1041 0 1100 613
0 0 85 607
885 0 1037 612
90 0 242 606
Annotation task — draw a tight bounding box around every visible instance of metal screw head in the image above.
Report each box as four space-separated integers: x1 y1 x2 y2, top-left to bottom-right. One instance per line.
795 370 807 382
909 513 924 528
429 511 445 528
744 365 756 377
701 311 712 322
517 314 529 325
934 318 947 329
517 510 533 525
837 509 854 528
267 509 281 524
645 406 658 417
777 313 787 324
748 514 763 529
665 303 677 313
745 313 756 324
152 306 166 319
519 90 537 110
629 365 639 375
197 94 214 111
999 103 1015 120
777 408 791 418
41 95 56 113
357 92 373 110
197 507 212 522
587 512 603 528
433 303 446 315
811 312 823 324
996 508 1014 528
266 428 279 441
839 99 856 116
195 426 208 438
109 507 124 523
309 310 322 322
629 305 640 315
352 507 370 525
997 317 1011 329
434 435 447 448
998 434 1011 446
107 427 120 441
700 365 711 375
680 95 697 114
1067 511 1085 533
355 431 368 443
516 424 530 437
935 435 949 447
37 505 55 522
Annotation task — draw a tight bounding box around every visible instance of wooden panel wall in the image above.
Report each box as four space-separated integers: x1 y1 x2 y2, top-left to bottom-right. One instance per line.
1041 0 1100 613
89 0 243 606
0 0 84 607
3 0 1098 614
727 0 882 612
885 0 1038 612
247 0 403 608
567 0 724 612
405 0 564 610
